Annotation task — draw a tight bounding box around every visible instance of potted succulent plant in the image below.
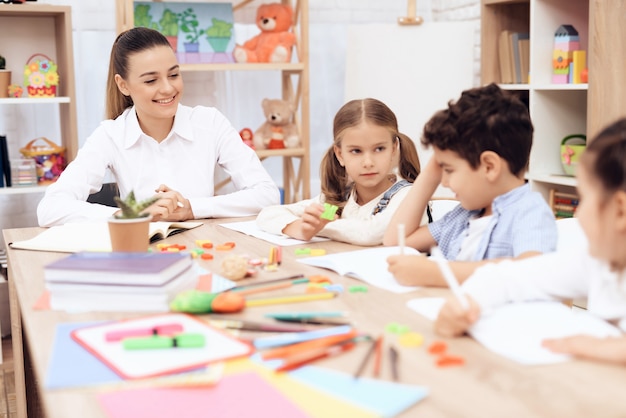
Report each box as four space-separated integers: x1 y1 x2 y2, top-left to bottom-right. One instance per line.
108 191 158 252
205 18 233 53
0 54 11 99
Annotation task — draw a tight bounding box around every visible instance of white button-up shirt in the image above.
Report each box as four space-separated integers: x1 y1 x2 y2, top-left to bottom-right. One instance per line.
37 104 280 226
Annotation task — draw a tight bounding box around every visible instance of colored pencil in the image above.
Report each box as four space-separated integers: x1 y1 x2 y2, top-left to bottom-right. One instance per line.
353 337 377 379
245 291 337 307
389 345 400 381
274 318 351 326
264 312 346 320
211 319 310 333
262 329 359 360
235 281 294 296
229 274 306 292
275 340 357 372
373 335 384 377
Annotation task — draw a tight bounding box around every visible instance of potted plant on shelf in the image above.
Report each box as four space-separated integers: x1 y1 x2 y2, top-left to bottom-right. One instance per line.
178 8 204 53
0 55 11 99
159 8 179 52
108 191 158 252
205 18 233 53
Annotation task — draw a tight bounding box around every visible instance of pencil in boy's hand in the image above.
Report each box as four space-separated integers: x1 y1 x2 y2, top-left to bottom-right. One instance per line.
430 246 469 310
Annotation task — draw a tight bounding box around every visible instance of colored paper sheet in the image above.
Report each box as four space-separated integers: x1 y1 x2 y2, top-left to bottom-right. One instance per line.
288 367 428 418
45 322 122 389
98 372 309 418
224 358 376 418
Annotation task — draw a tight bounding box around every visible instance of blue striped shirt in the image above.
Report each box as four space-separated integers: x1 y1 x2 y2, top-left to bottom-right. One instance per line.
428 183 557 261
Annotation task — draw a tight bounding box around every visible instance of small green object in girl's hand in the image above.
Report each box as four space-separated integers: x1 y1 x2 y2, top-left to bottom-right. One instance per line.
321 203 338 220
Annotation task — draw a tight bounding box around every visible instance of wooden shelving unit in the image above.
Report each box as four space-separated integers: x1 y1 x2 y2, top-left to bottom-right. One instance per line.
481 0 626 200
116 0 310 203
0 4 78 195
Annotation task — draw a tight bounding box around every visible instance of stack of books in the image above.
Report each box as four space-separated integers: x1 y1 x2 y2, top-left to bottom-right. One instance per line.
44 252 197 312
549 190 579 219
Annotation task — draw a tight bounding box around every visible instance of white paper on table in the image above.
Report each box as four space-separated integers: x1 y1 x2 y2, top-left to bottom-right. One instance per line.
406 299 622 365
218 220 330 246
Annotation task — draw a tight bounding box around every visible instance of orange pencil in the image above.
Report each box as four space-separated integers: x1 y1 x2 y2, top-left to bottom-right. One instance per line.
373 335 384 377
276 340 356 372
262 329 358 360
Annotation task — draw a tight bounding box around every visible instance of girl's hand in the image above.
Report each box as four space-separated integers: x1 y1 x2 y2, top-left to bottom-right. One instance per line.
542 335 626 365
145 184 194 221
283 203 335 241
434 295 481 337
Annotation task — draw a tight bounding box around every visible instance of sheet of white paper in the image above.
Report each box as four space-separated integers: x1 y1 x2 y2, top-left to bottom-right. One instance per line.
218 220 329 246
406 299 622 365
298 246 420 294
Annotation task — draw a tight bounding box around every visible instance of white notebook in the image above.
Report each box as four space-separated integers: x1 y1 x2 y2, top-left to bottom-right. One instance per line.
297 246 421 293
407 298 622 365
9 221 203 253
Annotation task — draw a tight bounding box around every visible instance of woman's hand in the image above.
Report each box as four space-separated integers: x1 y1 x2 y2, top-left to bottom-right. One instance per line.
282 203 335 241
434 295 481 337
145 184 194 221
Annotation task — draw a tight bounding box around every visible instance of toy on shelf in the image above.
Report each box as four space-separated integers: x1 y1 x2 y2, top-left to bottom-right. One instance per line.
560 134 586 177
8 84 23 98
23 53 59 97
233 2 296 63
549 189 579 219
239 127 254 149
552 25 587 84
253 98 299 150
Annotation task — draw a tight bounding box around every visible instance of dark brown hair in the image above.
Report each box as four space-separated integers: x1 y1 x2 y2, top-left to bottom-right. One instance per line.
320 98 421 213
581 118 626 199
105 27 172 120
422 83 533 177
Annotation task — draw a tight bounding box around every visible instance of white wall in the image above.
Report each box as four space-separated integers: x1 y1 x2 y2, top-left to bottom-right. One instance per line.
0 0 481 244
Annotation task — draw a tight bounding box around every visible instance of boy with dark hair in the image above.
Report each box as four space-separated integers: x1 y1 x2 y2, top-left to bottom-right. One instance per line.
384 83 557 287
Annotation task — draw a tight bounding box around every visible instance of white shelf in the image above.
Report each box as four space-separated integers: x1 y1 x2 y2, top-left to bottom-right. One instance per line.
527 173 577 187
0 185 47 195
0 97 71 105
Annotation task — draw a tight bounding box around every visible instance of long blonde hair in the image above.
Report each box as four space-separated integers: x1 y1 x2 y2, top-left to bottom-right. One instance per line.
320 98 420 214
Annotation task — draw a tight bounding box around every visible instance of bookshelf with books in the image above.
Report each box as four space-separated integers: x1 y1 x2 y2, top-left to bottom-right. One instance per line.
481 0 626 202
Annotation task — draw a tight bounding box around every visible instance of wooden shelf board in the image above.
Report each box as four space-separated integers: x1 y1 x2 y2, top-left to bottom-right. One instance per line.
0 97 71 105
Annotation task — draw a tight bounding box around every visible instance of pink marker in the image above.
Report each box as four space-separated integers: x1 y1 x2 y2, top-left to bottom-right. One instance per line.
105 323 184 342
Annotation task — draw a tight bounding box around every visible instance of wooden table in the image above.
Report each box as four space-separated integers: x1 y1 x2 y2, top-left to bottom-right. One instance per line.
4 218 626 418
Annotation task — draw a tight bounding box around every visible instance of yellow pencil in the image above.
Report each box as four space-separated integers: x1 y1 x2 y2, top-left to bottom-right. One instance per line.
245 292 337 307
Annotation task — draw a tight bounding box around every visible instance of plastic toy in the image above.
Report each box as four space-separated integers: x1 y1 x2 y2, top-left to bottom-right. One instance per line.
232 2 296 63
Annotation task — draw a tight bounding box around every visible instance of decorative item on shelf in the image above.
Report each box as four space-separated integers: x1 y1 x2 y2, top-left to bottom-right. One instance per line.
8 84 23 98
23 53 59 97
19 137 66 185
253 98 299 150
0 54 11 98
239 127 254 149
109 191 159 252
10 159 38 187
549 189 579 219
560 134 586 177
552 25 586 84
134 2 235 63
233 2 296 63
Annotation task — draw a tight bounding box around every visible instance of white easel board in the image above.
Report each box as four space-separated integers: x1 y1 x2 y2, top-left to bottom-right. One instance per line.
345 22 475 196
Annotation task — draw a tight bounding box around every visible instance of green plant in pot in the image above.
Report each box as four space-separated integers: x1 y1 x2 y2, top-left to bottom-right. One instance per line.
108 191 158 252
0 54 11 99
205 18 233 53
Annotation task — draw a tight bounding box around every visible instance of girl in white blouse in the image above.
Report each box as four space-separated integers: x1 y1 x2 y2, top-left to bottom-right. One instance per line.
435 118 626 365
37 27 279 226
256 98 429 246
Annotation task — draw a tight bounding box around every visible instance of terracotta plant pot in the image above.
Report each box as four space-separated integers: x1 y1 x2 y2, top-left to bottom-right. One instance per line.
107 216 152 252
0 70 11 98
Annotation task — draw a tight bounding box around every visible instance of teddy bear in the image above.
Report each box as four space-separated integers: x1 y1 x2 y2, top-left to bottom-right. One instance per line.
233 3 296 63
254 98 299 150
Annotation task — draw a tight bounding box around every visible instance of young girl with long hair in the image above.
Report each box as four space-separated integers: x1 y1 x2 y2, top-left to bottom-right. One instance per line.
256 98 429 246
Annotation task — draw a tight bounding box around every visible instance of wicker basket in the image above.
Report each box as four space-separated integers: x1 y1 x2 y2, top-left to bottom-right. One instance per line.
23 53 59 98
19 137 66 184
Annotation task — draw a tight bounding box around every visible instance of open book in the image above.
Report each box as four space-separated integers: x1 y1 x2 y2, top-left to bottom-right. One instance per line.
297 246 421 294
9 221 203 253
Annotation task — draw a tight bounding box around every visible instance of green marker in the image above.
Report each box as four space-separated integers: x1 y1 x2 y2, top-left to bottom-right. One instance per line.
122 333 206 350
